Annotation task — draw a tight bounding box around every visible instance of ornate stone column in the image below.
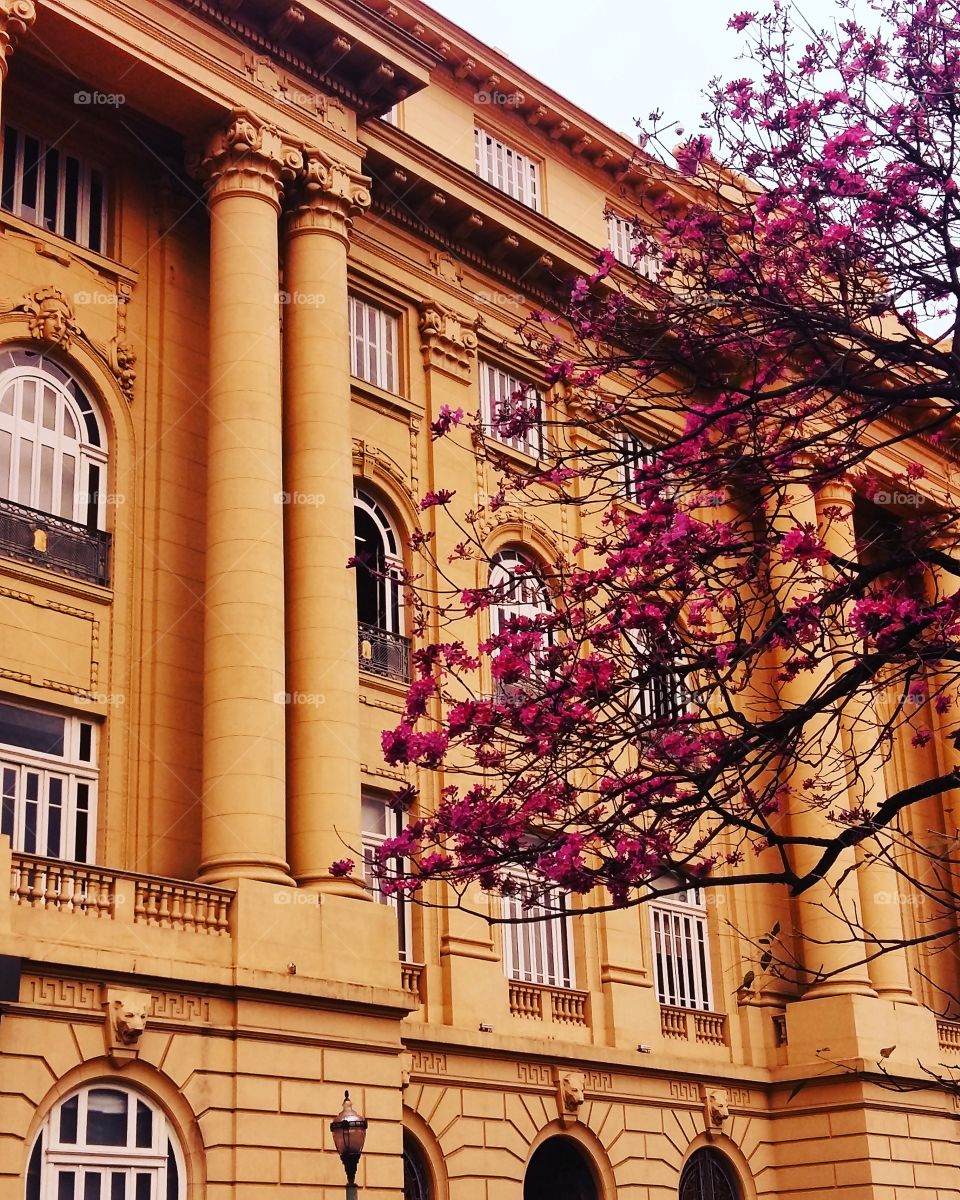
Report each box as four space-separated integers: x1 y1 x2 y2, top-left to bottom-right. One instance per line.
814 478 914 1003
767 481 876 998
282 150 370 894
188 112 301 885
0 1 35 106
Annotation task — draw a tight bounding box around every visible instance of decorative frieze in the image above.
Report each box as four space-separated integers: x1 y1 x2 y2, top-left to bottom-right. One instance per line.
418 301 479 382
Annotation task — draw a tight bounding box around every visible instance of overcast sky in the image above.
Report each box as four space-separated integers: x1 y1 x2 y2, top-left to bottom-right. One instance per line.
428 0 849 140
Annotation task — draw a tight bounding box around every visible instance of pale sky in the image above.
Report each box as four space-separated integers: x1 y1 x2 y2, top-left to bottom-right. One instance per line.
427 0 849 141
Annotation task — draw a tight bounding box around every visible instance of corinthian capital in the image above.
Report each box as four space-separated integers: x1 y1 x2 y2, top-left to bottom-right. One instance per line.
286 149 372 238
0 0 35 77
186 110 303 207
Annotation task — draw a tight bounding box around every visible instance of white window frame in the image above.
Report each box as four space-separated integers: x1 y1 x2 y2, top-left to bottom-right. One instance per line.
650 882 714 1011
0 699 98 863
502 884 575 989
0 349 108 528
489 548 550 639
1 124 107 252
354 487 404 635
27 1085 185 1200
474 127 540 210
362 790 411 962
349 295 399 392
621 431 658 502
606 212 660 279
480 361 542 458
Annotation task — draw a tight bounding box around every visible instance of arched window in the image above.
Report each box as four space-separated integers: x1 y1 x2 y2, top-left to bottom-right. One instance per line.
524 1137 598 1200
403 1132 432 1200
679 1149 741 1200
0 348 106 528
488 548 550 638
26 1084 185 1200
354 488 408 681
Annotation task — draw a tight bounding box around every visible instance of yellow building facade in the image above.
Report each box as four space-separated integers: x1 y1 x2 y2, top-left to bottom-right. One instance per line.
0 1 956 1197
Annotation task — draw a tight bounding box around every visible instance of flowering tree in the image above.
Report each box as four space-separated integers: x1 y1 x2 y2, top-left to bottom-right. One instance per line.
358 0 960 990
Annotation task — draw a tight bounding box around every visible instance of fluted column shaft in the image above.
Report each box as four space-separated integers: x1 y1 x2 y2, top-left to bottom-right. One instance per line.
283 152 371 894
814 479 914 1002
189 113 301 885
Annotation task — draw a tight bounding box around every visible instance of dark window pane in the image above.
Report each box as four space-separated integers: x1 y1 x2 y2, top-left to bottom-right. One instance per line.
59 1094 79 1143
167 1140 179 1200
111 1176 125 1200
0 702 64 755
79 722 93 762
86 1088 128 1146
84 1174 102 1200
88 170 103 252
136 1100 153 1148
46 775 63 856
1 767 15 839
63 156 79 242
74 783 89 862
21 135 39 213
58 1172 76 1200
2 126 19 211
26 1136 42 1200
23 772 37 853
135 1173 151 1200
86 464 100 528
43 147 60 231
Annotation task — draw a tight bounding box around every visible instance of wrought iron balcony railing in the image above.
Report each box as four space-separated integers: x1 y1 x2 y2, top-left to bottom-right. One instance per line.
0 496 111 585
358 622 411 683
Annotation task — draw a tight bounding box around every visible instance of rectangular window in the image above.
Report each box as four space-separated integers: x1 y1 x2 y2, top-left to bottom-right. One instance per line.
606 212 660 279
474 127 540 210
348 295 399 393
621 432 658 502
0 700 97 862
502 886 574 988
650 885 713 1010
361 791 410 961
1 125 107 252
480 361 542 458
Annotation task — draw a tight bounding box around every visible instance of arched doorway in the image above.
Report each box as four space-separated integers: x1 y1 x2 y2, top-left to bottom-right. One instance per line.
679 1147 741 1200
524 1136 598 1200
403 1130 432 1200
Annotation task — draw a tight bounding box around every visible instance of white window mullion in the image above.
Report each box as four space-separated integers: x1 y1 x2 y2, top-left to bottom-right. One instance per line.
474 126 540 211
348 296 399 393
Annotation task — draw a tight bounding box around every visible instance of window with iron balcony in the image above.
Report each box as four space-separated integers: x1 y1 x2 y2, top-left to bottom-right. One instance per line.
0 348 111 585
474 127 541 210
354 488 410 683
2 124 107 253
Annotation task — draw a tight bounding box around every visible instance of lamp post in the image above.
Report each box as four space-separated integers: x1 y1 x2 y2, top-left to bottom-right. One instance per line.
331 1090 368 1200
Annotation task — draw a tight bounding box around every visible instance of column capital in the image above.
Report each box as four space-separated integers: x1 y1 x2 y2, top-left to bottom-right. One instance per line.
0 0 35 77
285 149 372 240
186 110 303 208
813 473 857 517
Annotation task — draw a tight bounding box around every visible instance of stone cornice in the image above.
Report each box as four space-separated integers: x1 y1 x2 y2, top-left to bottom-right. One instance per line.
0 0 35 77
186 109 303 206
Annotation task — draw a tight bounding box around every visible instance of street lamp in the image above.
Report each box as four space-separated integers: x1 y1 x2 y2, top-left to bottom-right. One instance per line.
331 1090 368 1199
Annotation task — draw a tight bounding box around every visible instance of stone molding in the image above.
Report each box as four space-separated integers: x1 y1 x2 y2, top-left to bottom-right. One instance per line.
417 300 479 382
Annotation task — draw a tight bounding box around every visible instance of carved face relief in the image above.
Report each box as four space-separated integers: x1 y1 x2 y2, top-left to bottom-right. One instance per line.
111 995 148 1045
25 288 77 348
706 1087 730 1129
560 1071 586 1112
